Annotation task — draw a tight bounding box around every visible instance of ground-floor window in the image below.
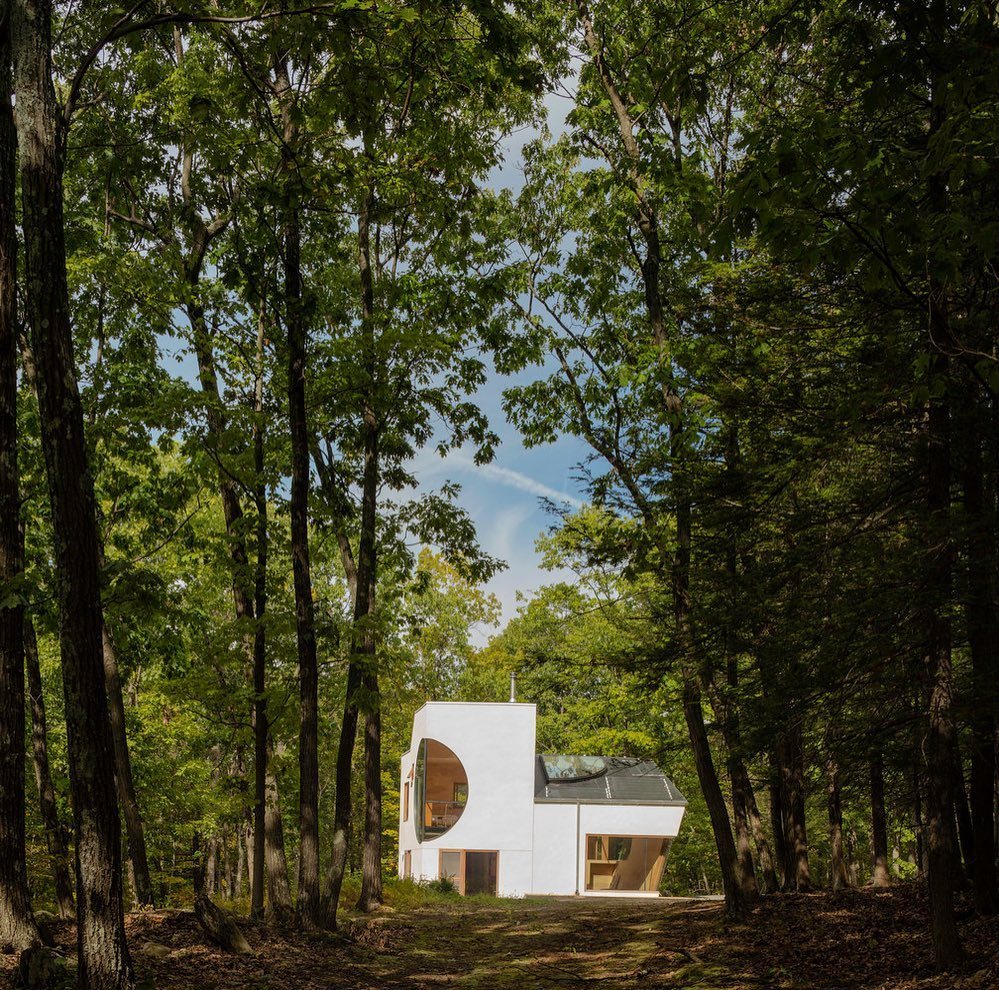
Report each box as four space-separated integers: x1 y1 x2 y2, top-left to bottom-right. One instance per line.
403 850 412 879
438 849 498 895
584 834 670 892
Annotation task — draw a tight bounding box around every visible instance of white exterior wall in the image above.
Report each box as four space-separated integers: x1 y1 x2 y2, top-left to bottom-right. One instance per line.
398 702 537 897
531 803 579 895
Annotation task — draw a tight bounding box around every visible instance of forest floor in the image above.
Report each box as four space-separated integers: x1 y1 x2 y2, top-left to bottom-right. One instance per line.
2 884 997 989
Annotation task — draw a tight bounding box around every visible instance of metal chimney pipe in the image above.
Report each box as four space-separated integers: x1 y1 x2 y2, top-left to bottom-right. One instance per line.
509 670 517 703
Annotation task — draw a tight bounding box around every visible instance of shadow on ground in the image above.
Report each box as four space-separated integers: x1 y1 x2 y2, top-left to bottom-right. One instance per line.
2 886 997 989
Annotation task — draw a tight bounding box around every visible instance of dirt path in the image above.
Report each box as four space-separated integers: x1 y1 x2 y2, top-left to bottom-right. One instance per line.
2 887 996 989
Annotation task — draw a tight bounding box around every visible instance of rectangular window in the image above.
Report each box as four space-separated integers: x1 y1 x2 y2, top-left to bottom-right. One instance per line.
439 850 462 890
403 850 411 879
584 834 671 892
403 781 410 822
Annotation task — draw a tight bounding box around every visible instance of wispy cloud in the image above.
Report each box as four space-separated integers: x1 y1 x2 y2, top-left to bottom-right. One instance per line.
447 450 585 509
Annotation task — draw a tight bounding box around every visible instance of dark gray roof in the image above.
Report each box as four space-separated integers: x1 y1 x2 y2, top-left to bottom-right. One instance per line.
534 754 687 806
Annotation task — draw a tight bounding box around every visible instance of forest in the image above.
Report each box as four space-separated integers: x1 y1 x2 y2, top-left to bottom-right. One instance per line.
0 2 997 989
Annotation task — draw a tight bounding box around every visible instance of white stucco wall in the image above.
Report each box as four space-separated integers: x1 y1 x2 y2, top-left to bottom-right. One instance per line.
398 702 537 897
531 803 579 895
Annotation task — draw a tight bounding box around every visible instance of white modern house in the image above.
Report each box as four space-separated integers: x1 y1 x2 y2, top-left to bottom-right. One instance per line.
397 699 686 897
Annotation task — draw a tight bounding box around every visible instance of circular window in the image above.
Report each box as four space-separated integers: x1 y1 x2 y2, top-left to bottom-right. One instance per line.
413 738 468 842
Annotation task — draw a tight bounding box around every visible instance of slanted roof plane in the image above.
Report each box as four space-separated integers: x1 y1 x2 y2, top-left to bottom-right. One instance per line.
534 754 687 806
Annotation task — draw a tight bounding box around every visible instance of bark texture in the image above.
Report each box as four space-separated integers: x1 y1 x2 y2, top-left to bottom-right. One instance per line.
963 415 999 912
102 622 153 906
24 617 75 919
0 2 39 948
870 751 891 887
827 755 849 892
12 1 133 984
264 749 294 925
354 177 383 914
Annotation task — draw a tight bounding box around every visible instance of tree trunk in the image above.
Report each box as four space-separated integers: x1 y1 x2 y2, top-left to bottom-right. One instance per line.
321 661 362 929
779 725 811 891
952 742 975 883
769 761 788 889
963 415 999 913
705 670 761 897
24 617 75 919
826 755 849 892
920 13 963 963
727 753 757 896
847 827 861 887
870 750 891 887
0 7 38 943
743 769 779 894
271 51 320 932
356 670 383 912
354 173 384 915
285 170 320 933
101 622 153 906
264 749 294 925
682 678 753 913
250 300 268 922
921 343 962 967
673 460 755 914
12 1 134 984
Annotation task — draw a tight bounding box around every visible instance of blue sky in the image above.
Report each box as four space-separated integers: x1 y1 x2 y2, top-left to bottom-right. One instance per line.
412 88 588 639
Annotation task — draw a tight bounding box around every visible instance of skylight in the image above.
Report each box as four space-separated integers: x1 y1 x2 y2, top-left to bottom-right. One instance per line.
541 754 607 782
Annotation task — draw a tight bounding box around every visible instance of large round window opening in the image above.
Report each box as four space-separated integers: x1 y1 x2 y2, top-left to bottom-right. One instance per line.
414 738 468 842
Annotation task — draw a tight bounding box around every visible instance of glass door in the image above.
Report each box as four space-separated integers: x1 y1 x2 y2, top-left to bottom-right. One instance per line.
464 851 498 895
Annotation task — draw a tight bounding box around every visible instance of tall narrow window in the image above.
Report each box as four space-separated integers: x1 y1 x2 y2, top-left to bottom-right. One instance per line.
439 850 461 887
403 781 410 822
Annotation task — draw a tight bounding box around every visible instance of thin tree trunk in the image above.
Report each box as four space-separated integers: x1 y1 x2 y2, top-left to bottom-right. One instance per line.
705 663 760 896
920 10 963 963
102 622 154 906
264 747 294 925
963 415 999 912
870 750 891 887
576 0 753 917
847 827 861 887
321 661 362 929
354 174 383 914
769 761 788 889
921 342 962 966
727 753 757 896
313 451 362 931
243 820 253 898
952 741 975 883
779 725 811 891
344 433 378 917
682 677 752 913
12 1 133 983
272 52 320 932
250 300 267 922
826 754 849 892
356 664 382 911
743 769 779 894
24 617 75 919
235 825 246 899
0 7 38 943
